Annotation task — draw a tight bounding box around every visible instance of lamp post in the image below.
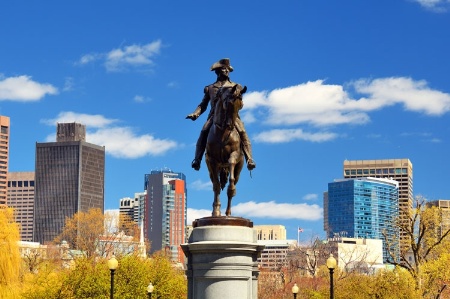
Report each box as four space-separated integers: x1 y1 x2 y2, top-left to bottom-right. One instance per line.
292 283 299 299
326 253 337 299
147 282 154 299
107 255 118 299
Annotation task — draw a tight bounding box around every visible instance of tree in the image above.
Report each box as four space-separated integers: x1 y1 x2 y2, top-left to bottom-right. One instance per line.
0 207 21 284
329 268 420 299
287 237 330 278
0 207 21 298
118 213 139 240
54 208 105 258
383 196 450 297
21 247 45 274
145 251 187 299
21 261 68 299
21 253 187 299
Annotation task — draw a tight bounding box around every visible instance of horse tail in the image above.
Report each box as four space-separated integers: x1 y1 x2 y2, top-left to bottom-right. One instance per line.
220 168 228 190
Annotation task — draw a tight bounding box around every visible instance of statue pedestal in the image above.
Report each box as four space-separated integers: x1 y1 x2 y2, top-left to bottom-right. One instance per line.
181 217 264 299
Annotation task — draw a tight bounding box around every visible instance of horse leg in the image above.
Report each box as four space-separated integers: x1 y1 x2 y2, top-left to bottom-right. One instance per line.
212 182 221 217
225 153 239 216
225 184 236 216
209 165 221 217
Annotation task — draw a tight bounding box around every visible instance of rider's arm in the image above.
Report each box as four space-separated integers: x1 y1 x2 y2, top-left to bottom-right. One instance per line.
186 86 210 120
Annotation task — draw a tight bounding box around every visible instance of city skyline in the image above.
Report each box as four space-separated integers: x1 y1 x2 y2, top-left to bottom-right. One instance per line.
1 1 450 240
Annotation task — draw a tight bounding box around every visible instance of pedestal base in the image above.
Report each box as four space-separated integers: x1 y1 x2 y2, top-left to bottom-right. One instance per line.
181 217 264 299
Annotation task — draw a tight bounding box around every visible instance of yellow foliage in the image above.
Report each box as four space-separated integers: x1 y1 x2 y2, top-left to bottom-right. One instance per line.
54 208 105 258
0 208 21 286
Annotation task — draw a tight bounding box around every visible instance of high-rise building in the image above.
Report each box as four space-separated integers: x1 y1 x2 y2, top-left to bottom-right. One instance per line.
119 191 146 231
0 116 10 206
144 169 186 263
325 177 399 262
7 172 35 241
33 123 105 244
343 159 413 248
427 200 450 238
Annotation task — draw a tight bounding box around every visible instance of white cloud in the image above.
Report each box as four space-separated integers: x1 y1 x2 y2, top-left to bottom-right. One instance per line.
244 77 450 144
413 0 450 11
63 77 74 92
133 95 151 103
351 77 450 116
189 179 212 191
42 111 177 158
244 80 370 127
303 193 318 201
187 201 323 222
77 40 162 72
105 40 162 72
42 111 118 128
234 201 322 220
430 138 442 143
87 127 177 158
253 129 338 143
0 75 58 101
167 81 179 88
400 131 443 143
187 208 212 224
187 201 323 223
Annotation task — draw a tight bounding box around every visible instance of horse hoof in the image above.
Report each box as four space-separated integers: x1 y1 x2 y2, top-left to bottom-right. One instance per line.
212 210 221 217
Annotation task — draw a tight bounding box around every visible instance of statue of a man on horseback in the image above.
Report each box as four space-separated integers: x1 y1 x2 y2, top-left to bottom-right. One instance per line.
186 58 255 217
186 58 256 172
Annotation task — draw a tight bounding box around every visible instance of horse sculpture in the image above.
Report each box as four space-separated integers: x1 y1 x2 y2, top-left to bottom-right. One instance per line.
205 84 247 217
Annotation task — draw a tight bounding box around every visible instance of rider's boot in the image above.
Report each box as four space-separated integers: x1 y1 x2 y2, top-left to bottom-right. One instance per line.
240 130 256 170
191 130 208 171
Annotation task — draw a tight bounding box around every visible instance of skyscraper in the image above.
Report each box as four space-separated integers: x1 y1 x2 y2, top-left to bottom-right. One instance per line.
33 123 105 244
0 116 10 206
144 169 186 263
119 191 146 224
7 172 35 241
326 177 399 261
343 159 413 247
427 200 450 239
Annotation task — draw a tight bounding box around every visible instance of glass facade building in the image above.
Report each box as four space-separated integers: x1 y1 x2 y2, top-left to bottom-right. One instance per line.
343 159 413 249
326 177 399 262
144 169 187 263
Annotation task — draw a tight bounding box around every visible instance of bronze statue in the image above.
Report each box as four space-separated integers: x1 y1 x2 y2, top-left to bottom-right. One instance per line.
186 58 256 171
186 58 255 216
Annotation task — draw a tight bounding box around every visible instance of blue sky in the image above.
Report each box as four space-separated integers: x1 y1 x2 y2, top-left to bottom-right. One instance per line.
1 0 450 241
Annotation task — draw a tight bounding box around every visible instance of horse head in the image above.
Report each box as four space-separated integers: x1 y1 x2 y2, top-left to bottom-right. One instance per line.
215 84 247 130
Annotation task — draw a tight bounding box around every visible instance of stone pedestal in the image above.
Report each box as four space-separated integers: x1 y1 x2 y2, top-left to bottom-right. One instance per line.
181 217 264 299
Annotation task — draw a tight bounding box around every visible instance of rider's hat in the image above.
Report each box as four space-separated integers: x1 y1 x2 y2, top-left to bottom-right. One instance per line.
210 58 234 72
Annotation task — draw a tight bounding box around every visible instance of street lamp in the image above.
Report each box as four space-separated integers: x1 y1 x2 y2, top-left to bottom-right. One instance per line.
107 255 118 299
292 283 299 299
326 253 337 299
147 282 154 299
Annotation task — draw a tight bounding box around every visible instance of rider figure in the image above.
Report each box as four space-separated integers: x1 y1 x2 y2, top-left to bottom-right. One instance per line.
186 58 256 171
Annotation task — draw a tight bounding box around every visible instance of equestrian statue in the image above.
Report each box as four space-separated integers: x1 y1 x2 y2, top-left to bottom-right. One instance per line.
186 58 255 217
